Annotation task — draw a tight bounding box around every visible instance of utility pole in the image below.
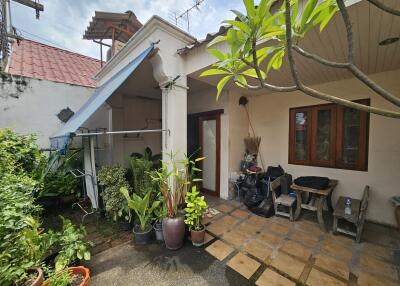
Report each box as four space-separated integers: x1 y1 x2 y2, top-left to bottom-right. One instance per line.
0 0 44 71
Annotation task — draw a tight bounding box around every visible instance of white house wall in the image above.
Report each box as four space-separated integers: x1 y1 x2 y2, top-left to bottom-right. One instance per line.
0 74 104 148
248 69 400 226
106 93 162 166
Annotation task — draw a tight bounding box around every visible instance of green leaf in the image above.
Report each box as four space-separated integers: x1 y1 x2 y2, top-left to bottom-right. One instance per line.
319 7 338 32
235 75 248 88
216 75 232 99
243 0 255 17
208 49 226 61
242 68 266 80
84 251 91 261
223 20 250 34
200 69 231 77
231 10 247 22
300 0 318 30
272 49 285 70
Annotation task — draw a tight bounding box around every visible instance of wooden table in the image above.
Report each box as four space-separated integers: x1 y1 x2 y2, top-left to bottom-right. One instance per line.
291 179 338 231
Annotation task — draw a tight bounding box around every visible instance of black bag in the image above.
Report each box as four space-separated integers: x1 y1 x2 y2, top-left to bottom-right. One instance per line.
244 187 264 208
294 176 330 190
249 197 275 217
265 165 284 180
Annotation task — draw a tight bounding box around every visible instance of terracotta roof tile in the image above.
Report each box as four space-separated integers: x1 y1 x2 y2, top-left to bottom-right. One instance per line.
8 39 102 87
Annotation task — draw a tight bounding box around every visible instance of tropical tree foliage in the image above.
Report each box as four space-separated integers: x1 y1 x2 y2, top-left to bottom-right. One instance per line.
201 0 400 118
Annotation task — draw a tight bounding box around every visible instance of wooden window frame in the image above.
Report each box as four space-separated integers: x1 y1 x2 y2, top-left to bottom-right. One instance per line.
288 99 370 171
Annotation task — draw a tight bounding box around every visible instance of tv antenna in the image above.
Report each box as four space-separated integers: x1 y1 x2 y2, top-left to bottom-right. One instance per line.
170 0 205 33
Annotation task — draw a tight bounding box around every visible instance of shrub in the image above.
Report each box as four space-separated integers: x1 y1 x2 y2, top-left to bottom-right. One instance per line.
97 166 131 221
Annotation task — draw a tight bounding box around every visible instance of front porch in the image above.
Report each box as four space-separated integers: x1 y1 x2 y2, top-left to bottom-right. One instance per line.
86 196 400 286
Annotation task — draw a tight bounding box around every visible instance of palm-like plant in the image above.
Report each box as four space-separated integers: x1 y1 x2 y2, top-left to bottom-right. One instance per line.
150 151 203 218
120 187 160 231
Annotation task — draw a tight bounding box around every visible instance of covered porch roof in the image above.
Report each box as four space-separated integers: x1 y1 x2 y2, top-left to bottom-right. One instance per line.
184 0 400 96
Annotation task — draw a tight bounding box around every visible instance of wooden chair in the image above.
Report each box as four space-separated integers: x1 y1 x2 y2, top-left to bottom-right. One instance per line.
271 176 296 221
333 186 370 243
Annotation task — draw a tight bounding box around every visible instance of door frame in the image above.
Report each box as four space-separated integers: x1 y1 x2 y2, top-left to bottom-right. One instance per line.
188 109 223 197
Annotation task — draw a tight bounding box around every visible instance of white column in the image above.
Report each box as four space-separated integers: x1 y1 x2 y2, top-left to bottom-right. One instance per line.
162 82 188 160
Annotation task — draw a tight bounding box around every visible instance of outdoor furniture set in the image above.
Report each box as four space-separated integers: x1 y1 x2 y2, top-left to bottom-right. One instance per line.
270 175 370 242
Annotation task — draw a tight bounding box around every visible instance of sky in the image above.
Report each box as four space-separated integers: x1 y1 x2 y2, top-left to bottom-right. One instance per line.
10 0 243 59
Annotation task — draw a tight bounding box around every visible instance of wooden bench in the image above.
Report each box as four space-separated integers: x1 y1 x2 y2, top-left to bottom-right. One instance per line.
333 186 370 243
271 176 296 221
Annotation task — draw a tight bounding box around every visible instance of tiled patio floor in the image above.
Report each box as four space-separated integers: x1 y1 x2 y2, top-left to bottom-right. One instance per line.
204 196 400 286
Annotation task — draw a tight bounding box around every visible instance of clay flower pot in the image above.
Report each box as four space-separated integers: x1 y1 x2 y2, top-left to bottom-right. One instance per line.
27 268 44 286
162 216 185 250
69 266 90 286
190 226 206 247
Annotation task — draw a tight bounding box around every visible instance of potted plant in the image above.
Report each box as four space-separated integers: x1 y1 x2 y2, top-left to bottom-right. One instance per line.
153 199 167 242
44 266 90 286
120 187 160 245
150 152 203 250
184 186 208 246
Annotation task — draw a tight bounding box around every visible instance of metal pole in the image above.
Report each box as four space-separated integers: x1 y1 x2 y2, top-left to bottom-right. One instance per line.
74 129 168 137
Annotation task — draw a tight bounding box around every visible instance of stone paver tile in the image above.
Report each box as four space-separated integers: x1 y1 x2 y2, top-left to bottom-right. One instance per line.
223 229 249 247
202 212 223 225
361 243 394 261
237 222 262 236
357 271 399 286
203 232 215 244
306 268 347 286
227 200 243 207
281 240 312 261
270 252 305 280
231 209 250 219
258 231 284 247
325 232 354 249
314 254 349 280
205 240 234 261
243 239 273 260
271 216 292 225
247 215 268 227
227 253 261 279
267 222 291 235
207 221 230 236
321 240 353 262
359 254 398 280
256 269 295 286
296 221 323 237
291 230 319 247
218 215 240 226
216 203 235 213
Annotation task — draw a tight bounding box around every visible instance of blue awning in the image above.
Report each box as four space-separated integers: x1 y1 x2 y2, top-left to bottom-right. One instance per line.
50 45 155 151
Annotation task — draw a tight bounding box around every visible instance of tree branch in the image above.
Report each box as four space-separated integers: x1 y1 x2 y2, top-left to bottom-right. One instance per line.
366 0 400 16
284 0 400 119
292 45 349 68
336 0 400 107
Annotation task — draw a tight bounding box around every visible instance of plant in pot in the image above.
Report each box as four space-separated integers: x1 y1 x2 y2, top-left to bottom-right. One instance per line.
153 198 167 242
184 186 208 246
150 152 204 250
120 187 160 245
97 166 132 230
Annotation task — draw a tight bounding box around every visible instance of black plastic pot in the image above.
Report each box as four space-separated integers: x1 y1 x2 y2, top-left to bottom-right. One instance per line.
133 225 154 245
118 219 132 231
154 222 164 241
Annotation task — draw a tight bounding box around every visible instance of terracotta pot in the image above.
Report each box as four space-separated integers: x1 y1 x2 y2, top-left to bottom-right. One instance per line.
162 216 185 250
27 268 43 286
132 225 154 245
69 266 90 286
191 226 206 247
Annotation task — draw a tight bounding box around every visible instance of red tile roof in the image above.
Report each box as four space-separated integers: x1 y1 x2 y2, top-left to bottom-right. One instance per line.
8 39 102 88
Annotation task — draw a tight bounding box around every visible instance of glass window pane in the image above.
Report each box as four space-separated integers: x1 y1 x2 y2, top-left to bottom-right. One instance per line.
342 107 360 164
316 109 331 161
202 119 216 191
295 112 308 161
